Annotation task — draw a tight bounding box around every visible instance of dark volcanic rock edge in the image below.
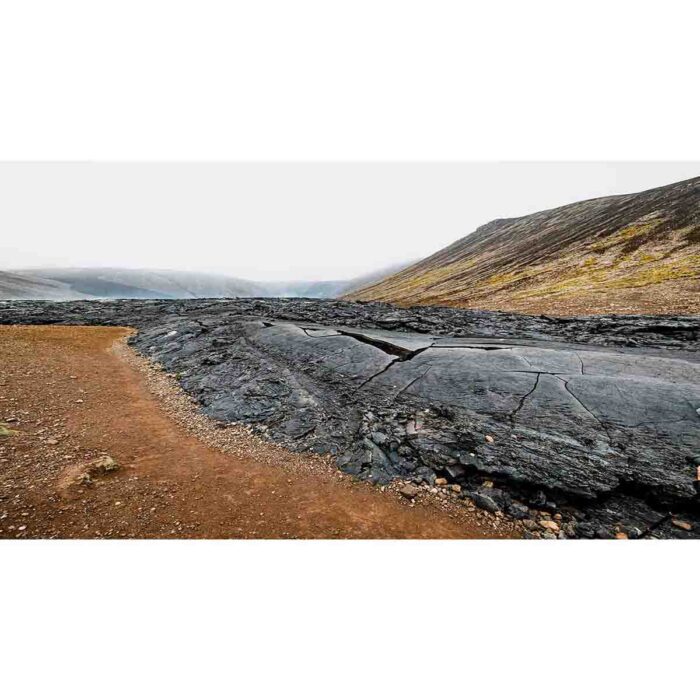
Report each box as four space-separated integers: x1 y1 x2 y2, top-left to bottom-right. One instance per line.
2 298 699 539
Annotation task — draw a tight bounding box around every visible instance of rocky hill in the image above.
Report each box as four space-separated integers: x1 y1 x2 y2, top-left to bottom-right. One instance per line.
347 176 700 315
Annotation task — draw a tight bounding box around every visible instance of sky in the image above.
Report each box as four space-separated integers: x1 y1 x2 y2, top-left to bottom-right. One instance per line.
1 162 698 282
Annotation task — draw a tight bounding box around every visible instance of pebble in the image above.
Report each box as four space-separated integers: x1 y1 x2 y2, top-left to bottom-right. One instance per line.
539 519 560 532
485 435 494 443
435 478 448 486
671 519 692 531
399 483 420 499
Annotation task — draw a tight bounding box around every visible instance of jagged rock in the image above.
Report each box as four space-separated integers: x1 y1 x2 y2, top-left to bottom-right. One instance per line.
469 491 501 514
445 463 468 481
506 501 530 520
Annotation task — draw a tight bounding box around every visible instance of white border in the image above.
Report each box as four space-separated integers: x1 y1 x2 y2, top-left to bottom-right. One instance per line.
0 1 699 161
1 541 698 699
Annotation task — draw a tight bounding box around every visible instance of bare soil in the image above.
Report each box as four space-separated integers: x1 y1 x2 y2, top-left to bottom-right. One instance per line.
0 325 520 539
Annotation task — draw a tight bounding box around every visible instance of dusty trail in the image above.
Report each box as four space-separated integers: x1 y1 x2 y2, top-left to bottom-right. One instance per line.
0 326 517 538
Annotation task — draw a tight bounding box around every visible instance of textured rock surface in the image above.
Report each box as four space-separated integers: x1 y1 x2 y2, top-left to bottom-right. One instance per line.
2 297 699 538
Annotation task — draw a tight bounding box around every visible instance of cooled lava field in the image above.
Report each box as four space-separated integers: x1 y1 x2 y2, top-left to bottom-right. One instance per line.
2 297 699 538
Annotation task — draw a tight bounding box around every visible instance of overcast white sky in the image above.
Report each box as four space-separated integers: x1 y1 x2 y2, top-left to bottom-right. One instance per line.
1 162 698 281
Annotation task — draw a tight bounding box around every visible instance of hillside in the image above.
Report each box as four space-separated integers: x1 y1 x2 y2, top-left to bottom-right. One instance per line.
263 262 413 298
346 176 700 315
339 260 413 295
0 270 87 300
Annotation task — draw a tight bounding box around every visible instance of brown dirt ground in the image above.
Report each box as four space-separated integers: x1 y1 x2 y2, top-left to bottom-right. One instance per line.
0 325 521 539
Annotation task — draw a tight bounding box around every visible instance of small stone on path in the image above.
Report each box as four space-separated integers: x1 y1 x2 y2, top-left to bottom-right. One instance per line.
399 483 420 499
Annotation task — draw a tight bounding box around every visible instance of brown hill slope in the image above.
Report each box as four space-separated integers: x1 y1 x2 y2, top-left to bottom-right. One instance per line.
346 176 700 315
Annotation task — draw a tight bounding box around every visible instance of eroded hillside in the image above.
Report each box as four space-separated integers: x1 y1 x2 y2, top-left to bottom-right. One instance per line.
347 176 700 315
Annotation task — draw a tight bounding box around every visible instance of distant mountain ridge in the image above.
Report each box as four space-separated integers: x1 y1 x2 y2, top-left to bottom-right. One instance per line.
9 268 268 300
346 176 700 315
258 261 412 299
0 262 411 301
0 270 87 300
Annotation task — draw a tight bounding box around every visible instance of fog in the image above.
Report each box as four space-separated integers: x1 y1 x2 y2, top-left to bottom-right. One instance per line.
1 162 698 281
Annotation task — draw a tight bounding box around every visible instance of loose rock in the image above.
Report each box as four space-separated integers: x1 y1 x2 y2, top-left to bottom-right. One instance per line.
399 483 420 499
672 519 692 531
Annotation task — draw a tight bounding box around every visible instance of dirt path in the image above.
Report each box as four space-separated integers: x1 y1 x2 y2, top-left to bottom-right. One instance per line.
0 326 519 539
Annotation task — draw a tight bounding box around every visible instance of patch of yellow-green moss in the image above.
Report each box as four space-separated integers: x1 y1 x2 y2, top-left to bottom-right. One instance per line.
509 253 699 299
0 424 19 438
352 214 697 308
636 252 664 264
606 256 700 289
588 221 660 253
